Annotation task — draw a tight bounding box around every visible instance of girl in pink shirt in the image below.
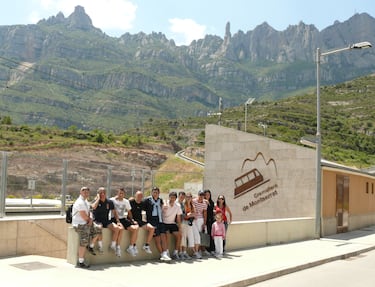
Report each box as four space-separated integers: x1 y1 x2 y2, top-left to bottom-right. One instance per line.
211 212 226 257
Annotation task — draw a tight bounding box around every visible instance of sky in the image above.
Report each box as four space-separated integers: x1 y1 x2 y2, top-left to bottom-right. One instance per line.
0 0 374 45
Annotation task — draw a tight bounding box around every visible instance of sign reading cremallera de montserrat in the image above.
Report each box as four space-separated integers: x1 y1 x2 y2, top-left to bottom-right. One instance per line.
233 152 279 212
204 124 316 221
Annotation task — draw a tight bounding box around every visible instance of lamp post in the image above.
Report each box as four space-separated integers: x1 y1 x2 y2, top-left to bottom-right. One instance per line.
315 41 372 239
258 122 267 136
244 97 255 132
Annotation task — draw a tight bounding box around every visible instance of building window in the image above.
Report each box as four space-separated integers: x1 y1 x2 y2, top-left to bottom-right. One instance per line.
366 182 369 194
372 183 374 195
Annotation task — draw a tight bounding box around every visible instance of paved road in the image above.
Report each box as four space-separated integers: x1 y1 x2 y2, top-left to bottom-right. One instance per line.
252 249 375 287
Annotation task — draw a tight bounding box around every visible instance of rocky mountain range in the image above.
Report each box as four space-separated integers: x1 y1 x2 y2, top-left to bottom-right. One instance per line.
0 6 374 131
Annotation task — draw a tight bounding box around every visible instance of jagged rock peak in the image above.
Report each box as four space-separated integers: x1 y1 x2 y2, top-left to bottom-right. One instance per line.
38 11 65 25
37 6 95 31
254 21 276 32
67 5 94 31
225 22 231 39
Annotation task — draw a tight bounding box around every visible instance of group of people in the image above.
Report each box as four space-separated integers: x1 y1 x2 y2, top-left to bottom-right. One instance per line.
71 186 232 268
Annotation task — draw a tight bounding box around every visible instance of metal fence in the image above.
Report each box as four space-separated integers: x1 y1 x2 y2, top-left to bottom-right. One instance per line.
0 151 203 217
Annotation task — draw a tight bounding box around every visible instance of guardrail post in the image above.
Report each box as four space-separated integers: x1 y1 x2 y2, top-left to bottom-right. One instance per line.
0 152 8 218
61 159 68 216
107 165 112 195
141 169 145 193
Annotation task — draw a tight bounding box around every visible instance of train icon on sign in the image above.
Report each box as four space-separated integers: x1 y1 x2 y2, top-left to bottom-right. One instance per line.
234 168 270 198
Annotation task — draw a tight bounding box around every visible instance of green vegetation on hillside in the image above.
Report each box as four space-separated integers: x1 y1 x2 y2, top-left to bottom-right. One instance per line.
129 75 375 168
1 74 375 169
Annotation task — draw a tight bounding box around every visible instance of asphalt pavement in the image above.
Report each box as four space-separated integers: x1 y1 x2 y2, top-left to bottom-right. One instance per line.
2 225 375 287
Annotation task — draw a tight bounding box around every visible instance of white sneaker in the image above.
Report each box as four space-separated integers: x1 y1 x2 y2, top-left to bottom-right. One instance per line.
160 253 171 261
115 246 121 257
110 245 116 253
97 246 104 255
142 244 152 254
126 246 136 257
133 245 139 255
194 251 202 259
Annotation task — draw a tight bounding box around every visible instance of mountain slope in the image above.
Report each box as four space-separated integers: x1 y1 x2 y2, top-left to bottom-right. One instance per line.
0 6 375 131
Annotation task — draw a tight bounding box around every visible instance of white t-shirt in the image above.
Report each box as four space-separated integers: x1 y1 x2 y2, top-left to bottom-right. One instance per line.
110 197 131 219
72 195 90 227
162 201 182 224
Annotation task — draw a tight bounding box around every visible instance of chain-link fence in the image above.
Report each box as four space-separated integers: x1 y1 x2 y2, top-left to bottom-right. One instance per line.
0 151 203 217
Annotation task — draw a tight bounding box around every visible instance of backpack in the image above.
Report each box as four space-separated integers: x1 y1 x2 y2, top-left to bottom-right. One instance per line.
65 204 73 223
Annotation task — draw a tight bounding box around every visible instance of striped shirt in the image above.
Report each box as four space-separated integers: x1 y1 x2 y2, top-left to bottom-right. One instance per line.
192 198 207 219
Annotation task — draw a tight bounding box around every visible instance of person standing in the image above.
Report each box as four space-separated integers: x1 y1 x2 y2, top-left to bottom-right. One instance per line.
110 188 139 257
211 212 226 258
92 187 123 255
143 186 171 261
192 190 208 259
204 189 215 254
129 191 154 254
180 192 198 259
72 186 100 268
215 195 233 252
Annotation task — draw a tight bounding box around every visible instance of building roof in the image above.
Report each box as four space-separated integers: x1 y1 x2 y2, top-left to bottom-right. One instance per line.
322 159 375 179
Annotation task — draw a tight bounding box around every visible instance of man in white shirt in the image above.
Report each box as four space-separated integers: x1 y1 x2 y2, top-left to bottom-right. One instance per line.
72 186 100 268
110 188 138 257
162 191 182 260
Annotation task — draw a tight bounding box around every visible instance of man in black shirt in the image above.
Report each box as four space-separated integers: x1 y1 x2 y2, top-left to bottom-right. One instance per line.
143 187 171 261
129 190 154 254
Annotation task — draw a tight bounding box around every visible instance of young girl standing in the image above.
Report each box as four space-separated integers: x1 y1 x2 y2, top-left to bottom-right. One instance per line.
211 212 226 258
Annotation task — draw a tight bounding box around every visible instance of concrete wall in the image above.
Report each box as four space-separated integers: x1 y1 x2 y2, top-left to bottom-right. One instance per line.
0 216 68 258
0 215 314 265
349 213 375 231
67 217 315 265
204 125 316 221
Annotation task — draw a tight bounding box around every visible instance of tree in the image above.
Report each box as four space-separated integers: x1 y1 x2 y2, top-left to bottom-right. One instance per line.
1 116 12 125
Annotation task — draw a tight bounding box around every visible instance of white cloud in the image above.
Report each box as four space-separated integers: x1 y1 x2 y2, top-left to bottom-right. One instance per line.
169 18 206 45
29 0 137 35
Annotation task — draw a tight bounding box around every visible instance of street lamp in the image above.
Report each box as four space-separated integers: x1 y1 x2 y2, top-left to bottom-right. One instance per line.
315 41 372 238
258 122 267 136
244 97 255 132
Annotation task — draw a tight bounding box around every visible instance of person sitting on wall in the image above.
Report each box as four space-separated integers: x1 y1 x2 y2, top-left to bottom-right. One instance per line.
72 186 100 268
162 191 183 260
91 187 123 255
110 187 139 257
143 186 171 261
129 190 154 254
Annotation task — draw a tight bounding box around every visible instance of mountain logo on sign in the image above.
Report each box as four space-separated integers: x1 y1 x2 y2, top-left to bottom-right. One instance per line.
233 152 277 199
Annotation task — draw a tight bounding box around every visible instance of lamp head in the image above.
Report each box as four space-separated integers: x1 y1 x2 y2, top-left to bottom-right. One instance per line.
351 41 372 49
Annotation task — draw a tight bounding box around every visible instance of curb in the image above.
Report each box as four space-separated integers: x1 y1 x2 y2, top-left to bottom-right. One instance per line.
219 244 375 287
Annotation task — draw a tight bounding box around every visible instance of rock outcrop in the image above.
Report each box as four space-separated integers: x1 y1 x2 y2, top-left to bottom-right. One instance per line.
0 8 374 130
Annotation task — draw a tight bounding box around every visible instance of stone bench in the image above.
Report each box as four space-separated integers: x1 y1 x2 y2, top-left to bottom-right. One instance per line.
67 226 176 265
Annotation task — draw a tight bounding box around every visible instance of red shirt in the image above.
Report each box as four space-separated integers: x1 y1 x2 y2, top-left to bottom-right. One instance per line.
215 205 227 222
